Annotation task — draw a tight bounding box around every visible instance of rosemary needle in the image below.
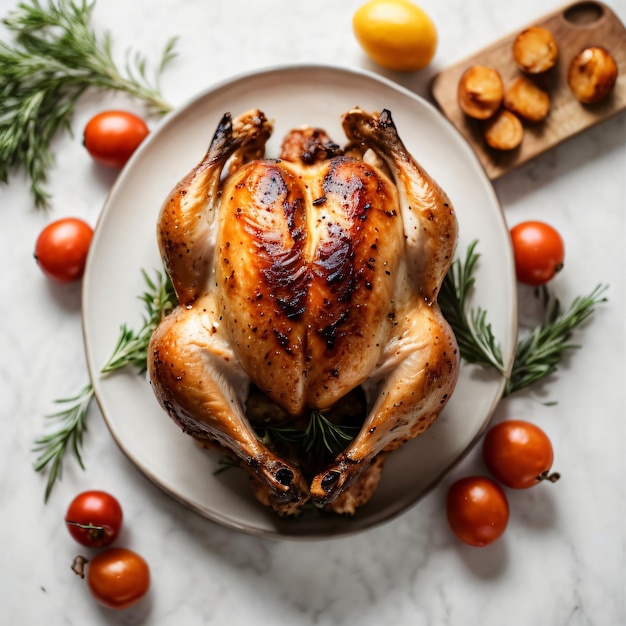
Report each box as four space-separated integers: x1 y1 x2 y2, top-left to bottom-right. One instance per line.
33 384 93 503
303 411 358 457
439 240 608 397
0 0 177 208
504 284 608 396
439 240 506 374
34 243 607 500
33 269 176 501
258 411 359 460
101 270 176 374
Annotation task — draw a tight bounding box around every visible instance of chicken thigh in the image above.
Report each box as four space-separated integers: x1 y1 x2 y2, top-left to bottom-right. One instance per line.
148 108 459 515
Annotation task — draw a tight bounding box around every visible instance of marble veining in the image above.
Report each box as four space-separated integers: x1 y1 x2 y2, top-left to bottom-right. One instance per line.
0 0 624 624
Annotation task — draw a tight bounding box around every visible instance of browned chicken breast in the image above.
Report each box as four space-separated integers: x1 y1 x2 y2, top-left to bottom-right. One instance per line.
148 108 459 515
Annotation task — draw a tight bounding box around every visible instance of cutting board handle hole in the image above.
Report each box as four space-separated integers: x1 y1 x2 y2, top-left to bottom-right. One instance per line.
563 1 605 26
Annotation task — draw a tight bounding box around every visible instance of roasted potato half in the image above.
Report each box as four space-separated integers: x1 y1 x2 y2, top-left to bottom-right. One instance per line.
504 76 551 122
457 65 504 119
513 26 558 74
484 110 524 151
568 46 618 104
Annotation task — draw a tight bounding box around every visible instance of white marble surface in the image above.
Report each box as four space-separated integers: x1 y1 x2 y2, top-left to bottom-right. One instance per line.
1 0 624 624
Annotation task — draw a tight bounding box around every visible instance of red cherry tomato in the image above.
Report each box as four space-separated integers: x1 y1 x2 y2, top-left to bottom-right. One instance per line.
65 491 123 548
83 110 149 169
84 548 150 610
483 420 559 489
446 476 509 547
34 217 93 282
510 220 565 286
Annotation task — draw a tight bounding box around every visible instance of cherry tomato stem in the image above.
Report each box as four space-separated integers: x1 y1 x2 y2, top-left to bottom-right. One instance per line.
482 420 557 489
65 491 123 548
537 470 561 484
71 555 89 579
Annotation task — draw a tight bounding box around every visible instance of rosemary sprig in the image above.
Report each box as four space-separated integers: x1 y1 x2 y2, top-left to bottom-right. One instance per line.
258 411 360 459
34 243 606 500
504 284 608 396
439 240 506 374
102 270 176 373
33 269 177 501
438 239 608 397
32 384 93 502
303 411 358 457
0 0 177 208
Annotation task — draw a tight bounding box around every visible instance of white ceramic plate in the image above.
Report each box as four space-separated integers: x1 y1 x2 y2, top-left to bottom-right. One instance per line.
83 65 517 539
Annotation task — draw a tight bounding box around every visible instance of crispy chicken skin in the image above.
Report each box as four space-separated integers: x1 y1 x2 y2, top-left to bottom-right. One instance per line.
148 108 459 515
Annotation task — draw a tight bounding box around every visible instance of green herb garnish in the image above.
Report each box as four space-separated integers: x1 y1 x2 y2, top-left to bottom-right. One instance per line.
0 0 176 208
32 384 93 501
258 411 360 459
439 239 607 396
35 243 607 500
439 240 506 374
504 284 608 396
33 269 176 501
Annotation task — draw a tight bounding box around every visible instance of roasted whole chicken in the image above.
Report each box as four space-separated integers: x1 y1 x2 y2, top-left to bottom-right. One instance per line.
148 108 459 515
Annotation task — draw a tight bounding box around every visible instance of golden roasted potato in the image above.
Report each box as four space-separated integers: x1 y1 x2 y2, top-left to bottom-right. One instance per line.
483 109 524 151
504 76 551 122
457 65 504 119
568 46 618 104
513 26 558 74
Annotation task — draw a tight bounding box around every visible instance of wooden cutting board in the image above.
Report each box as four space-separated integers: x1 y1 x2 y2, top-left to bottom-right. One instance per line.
430 1 626 179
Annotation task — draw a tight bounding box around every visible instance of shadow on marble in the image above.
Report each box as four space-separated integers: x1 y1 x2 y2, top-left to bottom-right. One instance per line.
494 113 626 204
43 277 83 314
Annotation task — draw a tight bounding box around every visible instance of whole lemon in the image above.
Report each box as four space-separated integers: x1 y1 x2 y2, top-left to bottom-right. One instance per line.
353 0 438 72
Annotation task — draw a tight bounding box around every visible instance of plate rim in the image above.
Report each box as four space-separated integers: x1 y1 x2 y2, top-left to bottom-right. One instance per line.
83 62 518 540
